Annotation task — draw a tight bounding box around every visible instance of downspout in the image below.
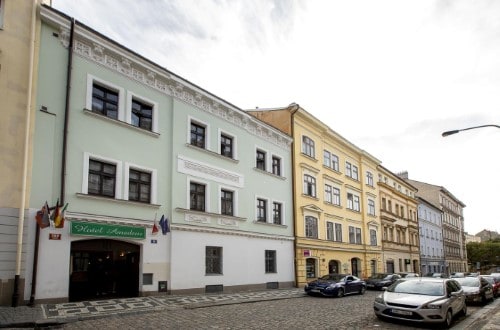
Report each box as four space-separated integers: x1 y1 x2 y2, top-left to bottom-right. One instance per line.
29 16 75 306
12 0 38 307
289 104 299 288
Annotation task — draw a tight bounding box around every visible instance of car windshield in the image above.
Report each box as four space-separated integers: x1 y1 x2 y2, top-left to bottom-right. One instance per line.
455 277 479 287
319 274 345 282
371 274 391 279
388 280 444 296
484 277 494 285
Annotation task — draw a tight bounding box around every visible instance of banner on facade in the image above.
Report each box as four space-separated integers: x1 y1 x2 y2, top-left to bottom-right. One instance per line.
70 221 146 240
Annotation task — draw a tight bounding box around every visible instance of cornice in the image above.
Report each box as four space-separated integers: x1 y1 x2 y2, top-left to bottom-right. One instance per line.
41 7 292 152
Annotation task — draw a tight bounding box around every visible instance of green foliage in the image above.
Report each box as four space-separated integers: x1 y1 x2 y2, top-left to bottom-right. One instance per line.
467 241 500 269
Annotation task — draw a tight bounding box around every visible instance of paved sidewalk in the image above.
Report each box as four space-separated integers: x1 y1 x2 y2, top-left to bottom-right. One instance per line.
0 289 499 329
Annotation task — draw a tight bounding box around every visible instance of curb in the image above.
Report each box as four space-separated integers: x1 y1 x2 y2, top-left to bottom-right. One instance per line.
452 298 500 330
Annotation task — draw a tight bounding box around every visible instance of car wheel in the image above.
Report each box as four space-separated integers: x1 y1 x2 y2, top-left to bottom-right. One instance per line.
443 309 453 328
359 286 366 295
460 303 467 317
336 288 344 298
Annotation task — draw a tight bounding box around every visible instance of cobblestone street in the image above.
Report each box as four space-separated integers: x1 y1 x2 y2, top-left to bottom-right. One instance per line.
57 291 479 330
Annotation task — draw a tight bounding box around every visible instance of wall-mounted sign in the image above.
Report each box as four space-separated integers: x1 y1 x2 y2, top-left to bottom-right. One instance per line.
49 233 61 240
151 239 157 244
303 250 311 257
70 221 146 240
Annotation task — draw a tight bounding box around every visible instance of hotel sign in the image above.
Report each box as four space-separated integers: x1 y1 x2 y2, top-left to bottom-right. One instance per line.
70 221 146 240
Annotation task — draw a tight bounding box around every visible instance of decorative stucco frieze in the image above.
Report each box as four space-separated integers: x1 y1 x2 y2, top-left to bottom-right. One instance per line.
177 155 244 188
71 34 291 151
185 213 210 224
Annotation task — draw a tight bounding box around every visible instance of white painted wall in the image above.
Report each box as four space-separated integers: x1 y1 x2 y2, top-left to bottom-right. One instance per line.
170 229 294 290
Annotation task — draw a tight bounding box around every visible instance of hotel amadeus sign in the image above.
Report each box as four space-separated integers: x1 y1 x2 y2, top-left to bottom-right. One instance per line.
70 221 146 240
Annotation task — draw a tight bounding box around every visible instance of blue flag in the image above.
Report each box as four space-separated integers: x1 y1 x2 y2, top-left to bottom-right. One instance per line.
159 215 170 235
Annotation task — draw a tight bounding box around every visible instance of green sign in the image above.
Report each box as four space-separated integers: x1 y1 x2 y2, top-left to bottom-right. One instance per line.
70 221 146 240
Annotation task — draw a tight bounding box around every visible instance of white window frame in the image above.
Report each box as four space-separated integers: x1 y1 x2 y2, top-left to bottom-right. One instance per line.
303 174 317 197
126 91 159 133
86 74 126 121
332 187 341 206
123 162 157 204
82 152 123 199
218 128 238 160
218 185 238 217
255 195 269 223
272 199 286 225
324 184 333 203
368 199 376 216
366 171 374 186
302 135 315 158
271 154 284 177
347 192 360 211
305 216 318 238
188 177 210 212
255 146 268 171
187 116 210 150
0 0 4 29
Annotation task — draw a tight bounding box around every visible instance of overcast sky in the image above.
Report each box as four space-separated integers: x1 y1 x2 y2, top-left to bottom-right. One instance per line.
52 0 500 235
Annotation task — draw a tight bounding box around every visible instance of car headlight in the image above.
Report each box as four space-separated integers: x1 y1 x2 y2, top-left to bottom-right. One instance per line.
422 300 444 309
328 284 337 289
471 290 480 295
374 294 385 304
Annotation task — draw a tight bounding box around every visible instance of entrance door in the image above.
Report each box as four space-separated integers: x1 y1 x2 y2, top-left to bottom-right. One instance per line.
351 258 360 277
69 239 140 301
328 260 340 274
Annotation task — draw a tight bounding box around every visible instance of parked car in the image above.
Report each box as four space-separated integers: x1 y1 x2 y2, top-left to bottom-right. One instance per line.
398 272 419 278
454 276 494 304
365 273 401 290
450 272 466 278
374 277 466 328
424 272 447 278
304 274 366 297
481 275 500 298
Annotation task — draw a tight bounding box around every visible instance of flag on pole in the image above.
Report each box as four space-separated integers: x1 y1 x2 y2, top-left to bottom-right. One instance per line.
55 203 68 228
159 215 170 235
152 214 159 235
50 199 60 227
35 201 50 229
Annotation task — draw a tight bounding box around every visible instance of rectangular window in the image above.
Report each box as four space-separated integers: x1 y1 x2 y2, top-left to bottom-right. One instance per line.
370 229 377 246
272 202 282 225
366 171 374 186
323 150 331 167
221 189 233 216
128 169 151 203
88 159 116 197
92 84 119 119
206 246 222 274
256 150 266 171
305 216 318 238
349 226 362 244
0 0 4 29
220 134 233 158
347 193 360 211
346 162 352 177
190 182 206 211
131 99 153 131
265 250 277 273
326 222 334 241
368 199 376 216
257 198 267 222
272 156 281 176
332 187 341 206
302 136 315 158
352 165 359 180
331 154 339 172
303 175 316 197
335 223 342 242
190 122 206 148
324 184 333 203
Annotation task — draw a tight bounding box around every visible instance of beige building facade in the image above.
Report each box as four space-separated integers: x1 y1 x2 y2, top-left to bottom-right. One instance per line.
378 167 420 274
249 104 383 286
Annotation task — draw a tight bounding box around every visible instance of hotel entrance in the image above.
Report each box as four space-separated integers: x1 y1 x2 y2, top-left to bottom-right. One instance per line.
69 239 140 301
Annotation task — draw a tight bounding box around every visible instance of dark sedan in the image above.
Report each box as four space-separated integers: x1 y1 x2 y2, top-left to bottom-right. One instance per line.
365 273 401 290
304 274 366 297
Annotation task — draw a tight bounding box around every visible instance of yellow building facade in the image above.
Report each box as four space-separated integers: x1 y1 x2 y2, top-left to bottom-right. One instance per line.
378 166 420 274
249 104 383 286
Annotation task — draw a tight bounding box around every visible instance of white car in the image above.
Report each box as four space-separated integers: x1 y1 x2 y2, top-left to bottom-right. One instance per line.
374 277 467 328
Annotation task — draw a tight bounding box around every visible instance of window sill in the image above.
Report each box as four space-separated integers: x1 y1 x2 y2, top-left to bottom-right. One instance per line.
185 143 239 163
301 194 319 201
83 108 160 137
301 153 317 162
76 193 161 208
252 220 287 228
175 208 247 221
253 167 286 180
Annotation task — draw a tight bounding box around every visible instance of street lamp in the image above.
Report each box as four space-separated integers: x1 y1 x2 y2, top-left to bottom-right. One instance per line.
442 124 500 137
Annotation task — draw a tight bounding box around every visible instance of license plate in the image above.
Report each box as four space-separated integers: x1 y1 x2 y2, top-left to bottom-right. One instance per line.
392 309 412 316
311 289 320 293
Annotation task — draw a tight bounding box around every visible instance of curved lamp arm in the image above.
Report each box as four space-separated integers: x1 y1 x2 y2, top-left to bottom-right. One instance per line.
442 124 500 137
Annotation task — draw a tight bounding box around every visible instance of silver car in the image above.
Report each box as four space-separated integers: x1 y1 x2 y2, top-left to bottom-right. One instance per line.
374 277 467 328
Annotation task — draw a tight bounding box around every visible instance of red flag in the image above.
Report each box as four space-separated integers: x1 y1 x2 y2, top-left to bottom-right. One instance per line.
35 201 50 229
55 203 68 228
152 215 159 235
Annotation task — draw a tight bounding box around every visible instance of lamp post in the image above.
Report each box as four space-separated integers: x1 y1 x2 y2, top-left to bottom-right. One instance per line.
442 124 500 137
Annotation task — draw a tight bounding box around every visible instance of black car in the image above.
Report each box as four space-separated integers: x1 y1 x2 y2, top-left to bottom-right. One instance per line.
304 274 366 297
365 273 401 290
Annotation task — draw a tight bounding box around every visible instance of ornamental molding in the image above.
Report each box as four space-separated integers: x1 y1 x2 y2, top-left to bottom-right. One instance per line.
178 155 244 187
53 21 291 151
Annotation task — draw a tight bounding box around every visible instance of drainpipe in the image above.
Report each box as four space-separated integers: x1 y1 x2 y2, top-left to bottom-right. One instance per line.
289 103 299 288
29 16 75 306
12 0 38 308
